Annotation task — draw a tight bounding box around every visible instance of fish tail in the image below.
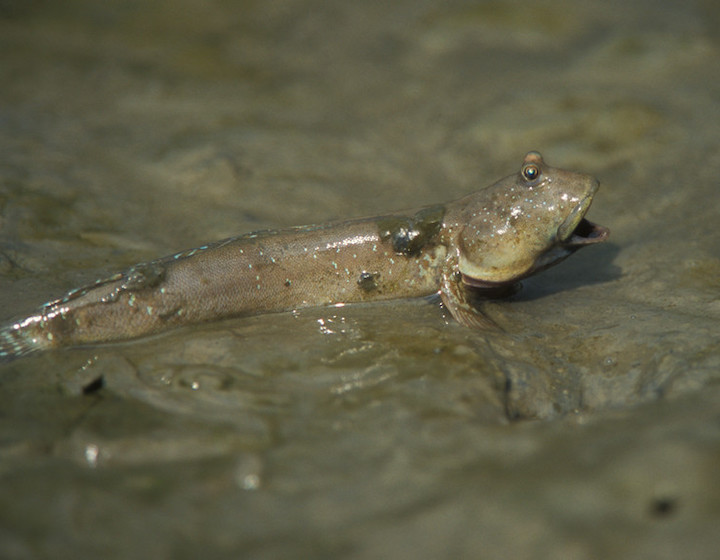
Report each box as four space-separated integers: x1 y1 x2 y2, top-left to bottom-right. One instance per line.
0 319 51 362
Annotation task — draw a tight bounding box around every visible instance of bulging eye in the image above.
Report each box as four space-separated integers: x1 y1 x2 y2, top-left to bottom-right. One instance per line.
522 164 540 182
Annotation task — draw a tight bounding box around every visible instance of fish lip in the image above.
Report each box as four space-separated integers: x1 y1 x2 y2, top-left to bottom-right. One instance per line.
461 273 512 289
563 218 610 246
556 187 609 246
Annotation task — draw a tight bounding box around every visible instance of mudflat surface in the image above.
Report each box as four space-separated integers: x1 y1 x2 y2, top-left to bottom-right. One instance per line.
1 1 719 558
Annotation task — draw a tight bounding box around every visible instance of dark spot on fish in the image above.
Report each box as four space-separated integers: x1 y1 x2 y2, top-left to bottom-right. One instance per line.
122 262 167 291
96 263 167 304
284 279 292 287
357 271 380 292
378 204 445 256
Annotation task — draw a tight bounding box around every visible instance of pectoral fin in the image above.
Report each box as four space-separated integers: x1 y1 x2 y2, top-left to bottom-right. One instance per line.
439 260 499 330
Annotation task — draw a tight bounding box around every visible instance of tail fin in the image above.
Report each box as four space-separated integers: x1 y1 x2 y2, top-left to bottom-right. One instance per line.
0 320 48 362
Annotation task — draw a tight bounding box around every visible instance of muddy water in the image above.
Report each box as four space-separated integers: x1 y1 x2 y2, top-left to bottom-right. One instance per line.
1 1 719 558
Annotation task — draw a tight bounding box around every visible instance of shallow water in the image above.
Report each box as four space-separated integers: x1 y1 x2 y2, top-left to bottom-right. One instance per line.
1 1 719 558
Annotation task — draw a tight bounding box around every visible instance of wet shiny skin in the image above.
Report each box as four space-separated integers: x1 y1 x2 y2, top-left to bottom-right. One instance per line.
0 152 608 359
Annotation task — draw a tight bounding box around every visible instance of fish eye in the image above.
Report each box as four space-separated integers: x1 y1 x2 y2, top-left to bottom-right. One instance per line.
522 163 540 182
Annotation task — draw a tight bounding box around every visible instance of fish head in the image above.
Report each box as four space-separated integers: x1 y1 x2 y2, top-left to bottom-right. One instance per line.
456 151 609 288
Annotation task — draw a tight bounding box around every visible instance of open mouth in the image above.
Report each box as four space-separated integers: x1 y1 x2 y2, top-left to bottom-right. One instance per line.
557 192 609 247
564 218 610 246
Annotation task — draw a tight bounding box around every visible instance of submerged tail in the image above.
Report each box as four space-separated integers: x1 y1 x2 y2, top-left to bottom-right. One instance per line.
0 318 52 362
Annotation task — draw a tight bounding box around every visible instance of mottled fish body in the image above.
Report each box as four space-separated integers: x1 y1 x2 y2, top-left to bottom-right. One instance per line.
0 152 609 360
